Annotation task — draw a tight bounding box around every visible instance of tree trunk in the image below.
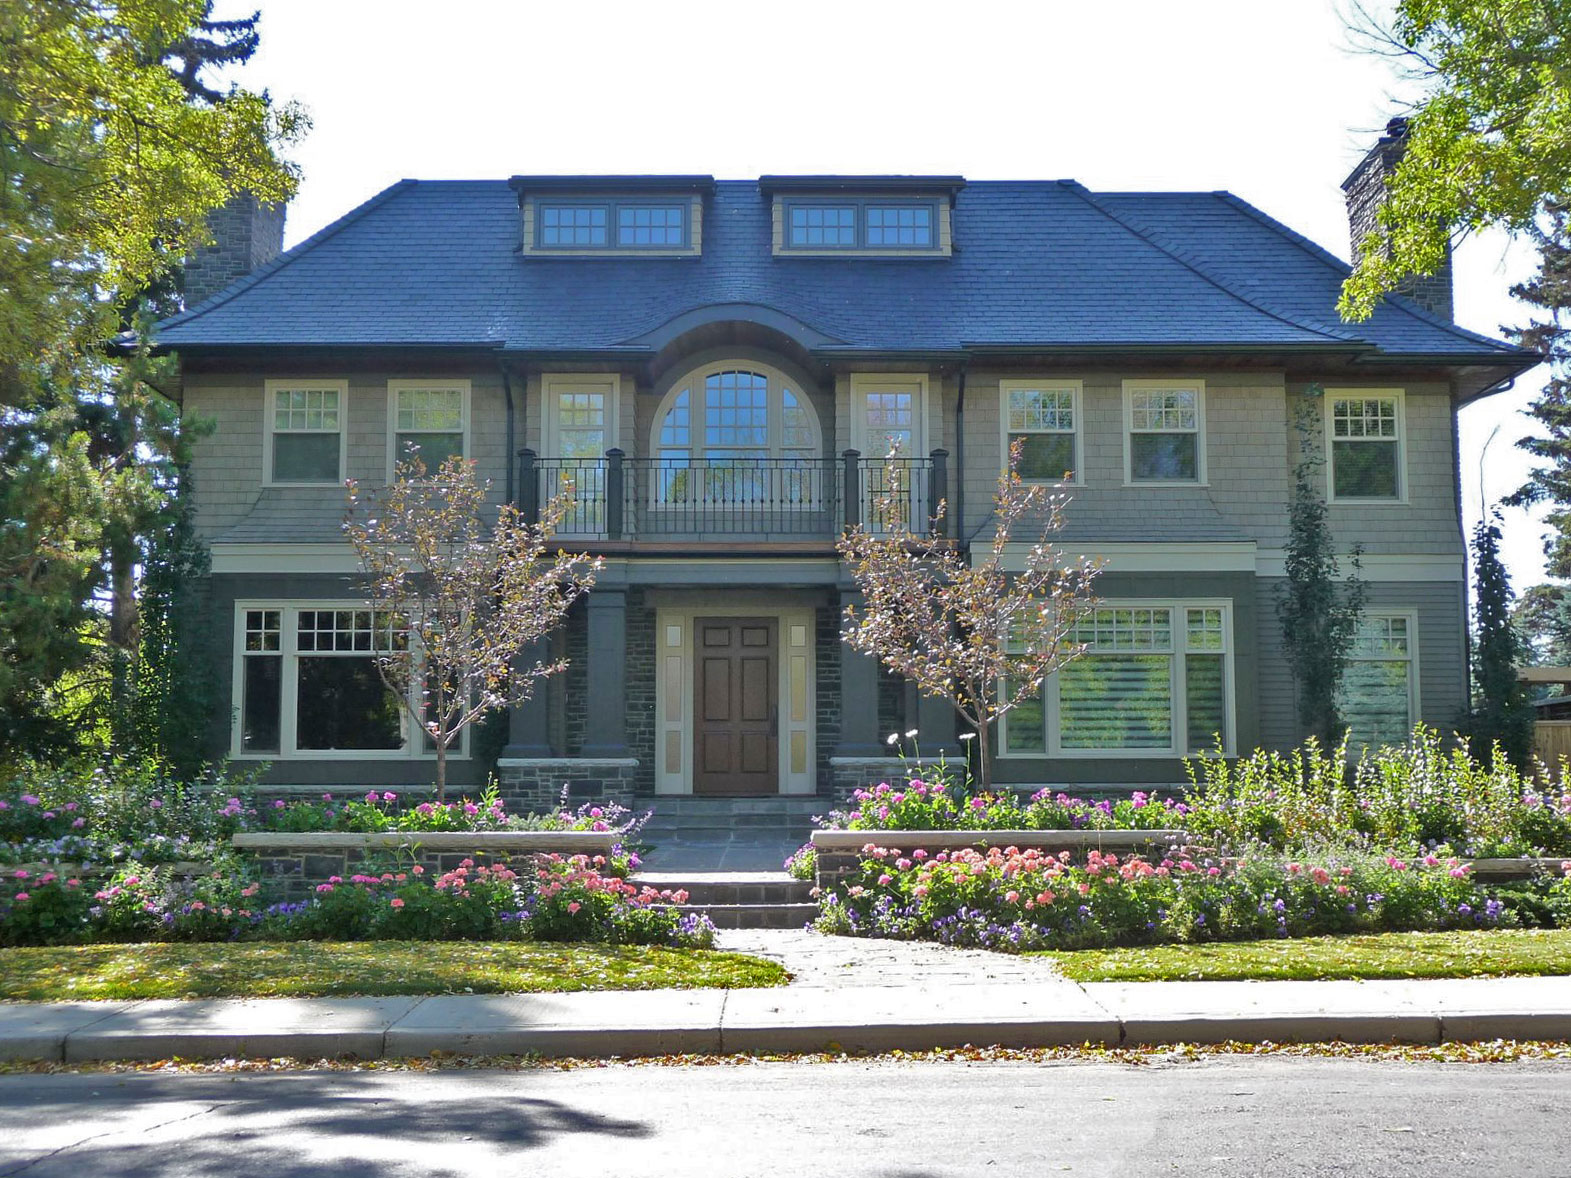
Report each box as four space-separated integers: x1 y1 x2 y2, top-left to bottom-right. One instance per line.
974 722 992 793
434 739 448 804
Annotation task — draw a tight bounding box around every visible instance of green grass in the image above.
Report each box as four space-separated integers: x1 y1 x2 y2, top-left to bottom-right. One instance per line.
0 941 789 1001
1038 929 1571 983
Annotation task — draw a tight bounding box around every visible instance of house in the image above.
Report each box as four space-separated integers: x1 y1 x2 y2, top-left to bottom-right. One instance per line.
155 131 1538 809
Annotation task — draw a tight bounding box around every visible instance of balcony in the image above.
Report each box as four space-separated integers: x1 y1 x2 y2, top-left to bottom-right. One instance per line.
515 449 949 543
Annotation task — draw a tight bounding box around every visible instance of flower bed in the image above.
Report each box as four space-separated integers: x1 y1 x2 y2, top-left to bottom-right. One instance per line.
813 843 1571 953
232 830 632 903
0 852 709 950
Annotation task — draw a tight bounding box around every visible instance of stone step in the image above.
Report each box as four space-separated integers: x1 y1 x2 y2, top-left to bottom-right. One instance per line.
631 870 813 905
645 800 827 817
678 902 818 930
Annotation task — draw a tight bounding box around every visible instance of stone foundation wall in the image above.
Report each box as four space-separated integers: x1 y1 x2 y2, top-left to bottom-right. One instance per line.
826 756 928 806
494 757 639 811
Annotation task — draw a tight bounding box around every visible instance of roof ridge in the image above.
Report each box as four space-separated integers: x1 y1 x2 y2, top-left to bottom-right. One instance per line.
1210 191 1530 357
154 179 421 333
1061 183 1364 346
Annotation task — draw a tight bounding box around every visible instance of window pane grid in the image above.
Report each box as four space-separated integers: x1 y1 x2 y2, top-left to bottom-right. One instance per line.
789 205 856 246
617 205 684 246
1185 607 1226 651
539 205 608 246
273 388 340 432
395 388 463 433
1332 398 1398 439
1074 607 1173 652
244 609 281 652
865 205 933 247
1007 388 1075 433
1129 390 1198 432
704 372 769 448
296 609 404 654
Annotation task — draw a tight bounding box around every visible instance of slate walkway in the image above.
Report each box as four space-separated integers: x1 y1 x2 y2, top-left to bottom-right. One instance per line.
2 931 1569 1063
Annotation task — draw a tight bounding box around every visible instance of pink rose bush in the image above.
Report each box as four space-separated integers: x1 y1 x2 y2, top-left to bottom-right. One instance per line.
824 778 1183 835
815 844 1535 953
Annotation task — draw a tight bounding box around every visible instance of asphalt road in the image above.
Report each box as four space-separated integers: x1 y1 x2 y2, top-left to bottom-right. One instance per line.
0 1057 1567 1177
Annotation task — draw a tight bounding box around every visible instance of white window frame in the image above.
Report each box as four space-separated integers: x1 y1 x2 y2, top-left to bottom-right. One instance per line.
1122 379 1207 486
262 379 349 488
998 598 1236 759
385 379 471 481
229 601 467 762
542 373 620 455
1338 608 1421 748
999 379 1083 485
1325 388 1407 505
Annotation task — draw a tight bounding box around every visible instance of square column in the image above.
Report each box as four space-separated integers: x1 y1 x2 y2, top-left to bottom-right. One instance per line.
580 590 629 758
503 637 553 758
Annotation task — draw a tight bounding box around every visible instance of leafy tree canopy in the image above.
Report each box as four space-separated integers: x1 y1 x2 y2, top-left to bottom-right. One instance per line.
0 0 307 401
1339 0 1571 319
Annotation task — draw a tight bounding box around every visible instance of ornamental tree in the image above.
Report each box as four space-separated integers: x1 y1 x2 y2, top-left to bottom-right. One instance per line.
837 442 1101 790
1468 513 1535 767
345 455 601 800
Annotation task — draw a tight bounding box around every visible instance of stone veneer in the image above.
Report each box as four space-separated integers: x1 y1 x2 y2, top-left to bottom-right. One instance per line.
232 830 619 904
493 757 639 811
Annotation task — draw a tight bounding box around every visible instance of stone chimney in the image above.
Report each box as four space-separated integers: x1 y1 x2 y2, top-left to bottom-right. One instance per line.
182 192 286 309
1342 117 1453 320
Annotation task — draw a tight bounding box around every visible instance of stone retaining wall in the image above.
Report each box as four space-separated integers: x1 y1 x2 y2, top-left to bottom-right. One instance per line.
231 831 621 904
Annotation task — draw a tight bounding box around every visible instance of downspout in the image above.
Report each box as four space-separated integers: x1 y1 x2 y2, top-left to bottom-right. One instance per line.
501 361 516 503
953 363 967 550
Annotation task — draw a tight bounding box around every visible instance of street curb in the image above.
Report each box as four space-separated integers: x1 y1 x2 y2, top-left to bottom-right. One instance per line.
4 983 1569 1062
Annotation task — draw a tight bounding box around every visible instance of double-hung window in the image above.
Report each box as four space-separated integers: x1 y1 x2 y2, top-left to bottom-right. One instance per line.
266 381 346 485
1336 613 1417 747
235 604 459 759
1000 602 1233 757
1328 390 1404 501
1002 380 1080 482
389 381 468 475
1125 380 1205 483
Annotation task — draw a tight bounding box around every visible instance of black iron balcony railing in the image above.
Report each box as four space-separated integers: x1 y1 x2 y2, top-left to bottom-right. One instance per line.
515 448 949 541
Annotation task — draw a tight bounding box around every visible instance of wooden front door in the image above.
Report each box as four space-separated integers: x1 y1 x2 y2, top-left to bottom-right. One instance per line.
693 618 778 796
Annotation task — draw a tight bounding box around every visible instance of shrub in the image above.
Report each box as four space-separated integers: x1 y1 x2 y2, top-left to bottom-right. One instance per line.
0 869 93 946
817 843 1533 953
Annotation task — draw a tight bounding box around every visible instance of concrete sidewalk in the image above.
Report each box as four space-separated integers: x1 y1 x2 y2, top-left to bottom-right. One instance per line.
2 934 1569 1062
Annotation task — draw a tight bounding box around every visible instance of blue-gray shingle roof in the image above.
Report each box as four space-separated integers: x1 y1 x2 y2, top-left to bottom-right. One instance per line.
154 178 1532 364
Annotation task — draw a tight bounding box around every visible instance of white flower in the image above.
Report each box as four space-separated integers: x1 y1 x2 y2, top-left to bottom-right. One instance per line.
886 733 900 746
904 728 919 739
958 732 977 743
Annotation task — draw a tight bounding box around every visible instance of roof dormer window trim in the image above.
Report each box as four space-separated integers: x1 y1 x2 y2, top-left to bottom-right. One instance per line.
518 188 705 258
773 195 953 258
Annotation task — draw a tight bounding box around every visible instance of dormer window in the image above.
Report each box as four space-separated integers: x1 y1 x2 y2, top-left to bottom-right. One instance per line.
783 199 939 251
536 201 688 249
513 177 711 257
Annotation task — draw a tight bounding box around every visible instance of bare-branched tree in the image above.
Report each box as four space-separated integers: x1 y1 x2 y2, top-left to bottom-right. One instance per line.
345 454 601 800
837 441 1102 790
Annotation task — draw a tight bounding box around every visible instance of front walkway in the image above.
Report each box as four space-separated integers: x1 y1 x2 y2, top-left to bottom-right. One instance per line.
715 929 1073 988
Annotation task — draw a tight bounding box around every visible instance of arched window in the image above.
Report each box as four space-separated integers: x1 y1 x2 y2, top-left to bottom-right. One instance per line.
651 364 821 504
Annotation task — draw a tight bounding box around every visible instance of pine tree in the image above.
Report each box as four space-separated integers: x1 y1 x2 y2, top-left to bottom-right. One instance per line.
1467 514 1535 767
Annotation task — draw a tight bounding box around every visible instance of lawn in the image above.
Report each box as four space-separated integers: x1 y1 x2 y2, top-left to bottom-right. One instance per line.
0 941 789 1001
1039 929 1571 982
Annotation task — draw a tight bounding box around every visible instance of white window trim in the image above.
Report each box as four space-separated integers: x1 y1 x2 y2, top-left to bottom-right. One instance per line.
262 379 349 488
997 598 1236 759
385 379 472 482
849 372 931 459
650 361 824 461
1325 387 1408 505
999 378 1083 486
1122 378 1207 487
229 600 468 762
542 373 620 454
1340 607 1422 747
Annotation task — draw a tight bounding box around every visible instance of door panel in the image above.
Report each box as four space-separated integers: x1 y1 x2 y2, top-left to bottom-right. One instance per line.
693 618 778 795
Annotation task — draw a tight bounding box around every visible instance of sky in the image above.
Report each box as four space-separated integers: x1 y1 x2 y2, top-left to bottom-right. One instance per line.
223 0 1552 589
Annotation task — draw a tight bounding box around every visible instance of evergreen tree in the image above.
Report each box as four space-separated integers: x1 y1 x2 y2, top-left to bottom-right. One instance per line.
1468 513 1535 766
1278 387 1367 746
1513 583 1571 666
